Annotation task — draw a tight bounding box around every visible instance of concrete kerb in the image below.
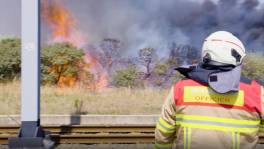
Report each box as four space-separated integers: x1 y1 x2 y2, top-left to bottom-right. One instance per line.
0 115 159 125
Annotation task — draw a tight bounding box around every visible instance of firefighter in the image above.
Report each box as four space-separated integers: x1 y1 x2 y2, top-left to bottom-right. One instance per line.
155 31 264 149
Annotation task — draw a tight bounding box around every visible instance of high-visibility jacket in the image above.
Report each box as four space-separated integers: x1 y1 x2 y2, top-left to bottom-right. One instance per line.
155 79 264 149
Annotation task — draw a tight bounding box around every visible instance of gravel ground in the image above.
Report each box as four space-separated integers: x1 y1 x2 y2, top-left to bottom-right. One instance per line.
0 144 264 149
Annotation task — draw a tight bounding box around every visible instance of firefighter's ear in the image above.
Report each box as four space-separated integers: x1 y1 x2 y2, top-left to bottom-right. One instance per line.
203 53 211 64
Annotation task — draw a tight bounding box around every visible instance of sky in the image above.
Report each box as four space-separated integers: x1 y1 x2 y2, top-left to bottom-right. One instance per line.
0 0 20 37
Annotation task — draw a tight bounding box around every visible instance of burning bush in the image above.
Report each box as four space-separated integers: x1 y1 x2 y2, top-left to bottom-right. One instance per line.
41 42 84 86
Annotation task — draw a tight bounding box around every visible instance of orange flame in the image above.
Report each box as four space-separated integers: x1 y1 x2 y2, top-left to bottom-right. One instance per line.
42 0 108 89
58 76 77 87
42 0 85 47
84 53 108 90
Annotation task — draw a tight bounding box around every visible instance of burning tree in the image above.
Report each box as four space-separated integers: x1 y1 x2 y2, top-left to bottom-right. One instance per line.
82 53 108 90
41 43 84 86
42 0 109 90
99 38 121 73
138 48 157 78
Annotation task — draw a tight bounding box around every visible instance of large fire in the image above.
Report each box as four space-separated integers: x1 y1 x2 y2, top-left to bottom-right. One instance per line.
42 0 108 90
84 53 108 90
41 0 85 47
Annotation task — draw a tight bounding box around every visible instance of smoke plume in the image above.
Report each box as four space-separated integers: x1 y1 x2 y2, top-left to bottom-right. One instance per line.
43 0 264 56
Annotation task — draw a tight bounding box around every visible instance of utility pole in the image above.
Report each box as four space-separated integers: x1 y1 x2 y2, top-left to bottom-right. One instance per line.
8 0 53 148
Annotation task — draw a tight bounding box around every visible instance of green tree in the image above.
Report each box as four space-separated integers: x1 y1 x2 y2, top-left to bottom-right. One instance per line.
0 38 21 82
41 42 84 85
242 54 264 82
113 65 137 88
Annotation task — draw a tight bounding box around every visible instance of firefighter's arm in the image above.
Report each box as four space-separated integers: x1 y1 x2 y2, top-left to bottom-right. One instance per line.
155 86 177 149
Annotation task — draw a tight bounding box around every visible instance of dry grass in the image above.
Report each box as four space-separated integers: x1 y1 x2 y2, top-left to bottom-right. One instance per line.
0 81 169 115
0 81 21 115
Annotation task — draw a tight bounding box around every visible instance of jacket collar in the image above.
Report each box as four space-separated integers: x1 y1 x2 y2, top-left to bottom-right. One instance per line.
175 63 242 94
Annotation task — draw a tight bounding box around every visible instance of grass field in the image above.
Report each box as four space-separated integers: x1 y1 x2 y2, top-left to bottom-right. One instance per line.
0 81 168 115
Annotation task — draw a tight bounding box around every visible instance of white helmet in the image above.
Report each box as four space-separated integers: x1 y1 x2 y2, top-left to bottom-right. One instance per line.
202 31 246 66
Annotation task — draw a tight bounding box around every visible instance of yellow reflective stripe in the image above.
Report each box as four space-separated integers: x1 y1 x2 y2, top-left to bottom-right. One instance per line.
159 117 175 129
232 132 240 149
237 132 240 149
183 127 191 149
176 114 260 133
156 117 175 135
154 142 172 149
188 128 191 149
259 124 264 132
232 132 236 149
156 123 170 135
183 128 187 149
176 121 258 133
176 114 260 125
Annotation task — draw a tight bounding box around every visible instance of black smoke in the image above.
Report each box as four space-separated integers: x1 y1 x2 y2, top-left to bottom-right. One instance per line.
45 0 264 55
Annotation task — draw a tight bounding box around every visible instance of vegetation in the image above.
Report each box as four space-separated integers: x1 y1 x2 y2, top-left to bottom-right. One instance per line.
154 62 169 76
0 37 264 115
242 54 264 83
138 48 157 77
0 81 167 115
0 38 86 86
113 65 137 88
0 38 21 82
99 38 121 73
41 43 84 85
0 37 263 87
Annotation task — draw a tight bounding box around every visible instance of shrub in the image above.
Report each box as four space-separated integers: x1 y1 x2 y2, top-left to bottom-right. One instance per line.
0 38 21 82
154 62 169 76
113 65 137 88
